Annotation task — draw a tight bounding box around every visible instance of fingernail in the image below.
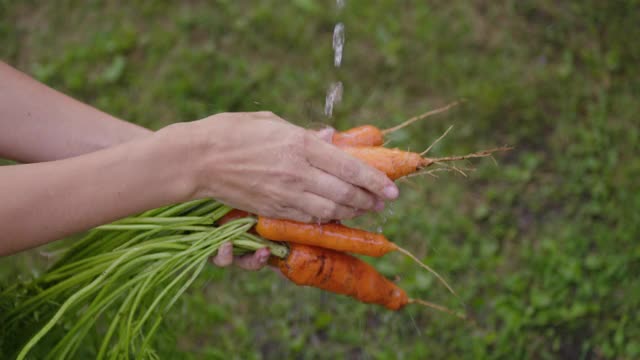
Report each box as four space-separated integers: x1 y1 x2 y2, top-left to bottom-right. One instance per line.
316 127 335 143
383 183 399 199
374 200 385 212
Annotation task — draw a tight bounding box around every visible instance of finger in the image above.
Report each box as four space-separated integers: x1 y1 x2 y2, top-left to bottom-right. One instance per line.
305 168 377 210
315 127 335 143
234 247 271 271
295 192 362 221
304 132 399 200
211 242 233 267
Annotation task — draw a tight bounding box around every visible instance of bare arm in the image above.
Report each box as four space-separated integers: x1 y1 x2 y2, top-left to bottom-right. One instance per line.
0 61 151 163
0 60 398 257
0 129 191 256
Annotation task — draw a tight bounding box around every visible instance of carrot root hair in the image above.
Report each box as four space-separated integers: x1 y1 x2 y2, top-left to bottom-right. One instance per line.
434 162 476 177
417 122 512 166
427 146 513 164
382 101 462 135
417 162 477 178
408 298 467 320
421 124 455 156
396 247 458 299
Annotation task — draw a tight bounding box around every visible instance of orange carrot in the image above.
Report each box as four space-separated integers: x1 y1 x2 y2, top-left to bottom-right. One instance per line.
342 145 512 180
256 217 395 257
273 243 463 317
332 101 460 147
275 243 406 310
256 216 457 297
332 125 384 147
343 147 426 180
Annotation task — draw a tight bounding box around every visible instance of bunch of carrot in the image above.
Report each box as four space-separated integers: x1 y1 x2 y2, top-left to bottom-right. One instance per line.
220 102 510 314
0 103 508 358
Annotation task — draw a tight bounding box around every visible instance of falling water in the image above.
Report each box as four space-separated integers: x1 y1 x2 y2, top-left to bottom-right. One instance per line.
324 1 346 118
332 22 345 67
324 82 343 118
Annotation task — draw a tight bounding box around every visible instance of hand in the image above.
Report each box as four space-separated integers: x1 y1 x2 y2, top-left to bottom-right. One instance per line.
166 111 399 222
210 243 270 271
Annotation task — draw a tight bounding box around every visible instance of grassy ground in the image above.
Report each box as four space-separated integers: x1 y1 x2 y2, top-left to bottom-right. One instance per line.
1 1 639 358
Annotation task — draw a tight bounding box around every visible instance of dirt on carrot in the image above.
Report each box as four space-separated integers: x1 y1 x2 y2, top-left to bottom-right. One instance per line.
272 243 464 318
274 243 408 310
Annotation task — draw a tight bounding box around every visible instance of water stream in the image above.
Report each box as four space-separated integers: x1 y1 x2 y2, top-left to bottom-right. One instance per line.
332 22 345 67
324 1 346 118
324 1 394 231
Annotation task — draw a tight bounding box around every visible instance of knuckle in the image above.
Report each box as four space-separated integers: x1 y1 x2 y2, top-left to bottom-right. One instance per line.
320 203 338 220
272 168 303 189
375 173 390 191
362 193 376 208
338 186 356 204
339 161 361 181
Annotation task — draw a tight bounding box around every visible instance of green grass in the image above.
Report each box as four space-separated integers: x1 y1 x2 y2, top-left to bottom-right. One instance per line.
2 1 640 358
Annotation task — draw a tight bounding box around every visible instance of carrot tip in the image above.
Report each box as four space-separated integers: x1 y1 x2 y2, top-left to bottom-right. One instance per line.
396 247 459 299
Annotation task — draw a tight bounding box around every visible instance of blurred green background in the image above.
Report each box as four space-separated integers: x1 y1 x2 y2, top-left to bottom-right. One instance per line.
1 1 639 359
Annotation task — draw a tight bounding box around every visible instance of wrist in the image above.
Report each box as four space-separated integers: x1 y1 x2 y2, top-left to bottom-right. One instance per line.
149 123 201 203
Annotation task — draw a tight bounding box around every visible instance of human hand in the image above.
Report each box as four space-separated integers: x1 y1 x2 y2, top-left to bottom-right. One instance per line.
210 243 270 271
163 111 399 222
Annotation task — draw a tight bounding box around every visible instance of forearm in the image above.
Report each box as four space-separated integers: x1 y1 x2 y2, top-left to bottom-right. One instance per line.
0 128 192 256
0 61 152 163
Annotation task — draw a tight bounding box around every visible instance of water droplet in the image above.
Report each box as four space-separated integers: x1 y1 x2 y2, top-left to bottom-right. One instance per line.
336 0 346 9
385 203 395 216
324 81 343 117
332 23 345 67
